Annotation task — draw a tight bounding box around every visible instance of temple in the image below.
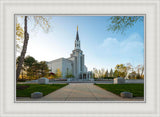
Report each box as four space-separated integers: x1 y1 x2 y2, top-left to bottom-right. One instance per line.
47 26 92 79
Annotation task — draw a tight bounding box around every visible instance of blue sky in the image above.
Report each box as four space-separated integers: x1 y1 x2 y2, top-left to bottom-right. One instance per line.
17 16 144 71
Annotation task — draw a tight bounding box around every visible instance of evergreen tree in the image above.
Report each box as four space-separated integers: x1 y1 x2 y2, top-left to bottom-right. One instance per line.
39 61 50 77
109 68 113 77
104 69 108 78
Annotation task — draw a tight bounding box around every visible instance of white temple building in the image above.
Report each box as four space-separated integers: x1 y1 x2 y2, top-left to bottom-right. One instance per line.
47 26 92 79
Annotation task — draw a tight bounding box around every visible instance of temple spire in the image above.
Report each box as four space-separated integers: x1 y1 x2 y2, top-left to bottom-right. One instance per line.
76 25 79 41
75 25 80 49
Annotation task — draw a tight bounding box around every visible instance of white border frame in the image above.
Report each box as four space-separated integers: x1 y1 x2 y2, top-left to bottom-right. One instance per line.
0 0 160 116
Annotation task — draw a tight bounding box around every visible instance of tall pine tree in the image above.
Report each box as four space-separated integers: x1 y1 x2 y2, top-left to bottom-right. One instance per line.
104 69 108 78
109 68 113 77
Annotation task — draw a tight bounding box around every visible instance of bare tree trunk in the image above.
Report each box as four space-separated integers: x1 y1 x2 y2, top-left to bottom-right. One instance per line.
16 16 29 81
141 66 144 77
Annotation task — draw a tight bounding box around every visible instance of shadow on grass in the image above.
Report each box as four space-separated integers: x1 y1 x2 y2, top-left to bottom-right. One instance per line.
95 84 144 97
16 84 67 97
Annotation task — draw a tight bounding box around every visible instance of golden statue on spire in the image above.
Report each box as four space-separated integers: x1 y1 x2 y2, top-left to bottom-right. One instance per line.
77 25 78 31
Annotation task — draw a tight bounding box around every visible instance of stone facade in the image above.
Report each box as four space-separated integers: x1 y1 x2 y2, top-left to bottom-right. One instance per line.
47 58 73 78
47 26 91 79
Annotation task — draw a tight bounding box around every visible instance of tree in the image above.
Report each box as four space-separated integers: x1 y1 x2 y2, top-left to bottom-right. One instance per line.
16 56 26 79
109 68 113 77
129 71 137 79
26 62 39 80
100 68 105 78
96 68 105 78
24 55 37 68
141 65 144 78
21 56 38 79
136 73 141 79
115 64 127 77
56 68 62 78
17 55 50 80
16 22 24 52
16 56 21 68
113 70 119 77
124 63 132 79
107 16 143 34
92 68 106 78
25 60 49 80
92 68 99 78
38 61 50 77
22 56 37 79
16 16 51 80
104 69 109 78
16 16 28 81
135 64 144 79
92 72 96 78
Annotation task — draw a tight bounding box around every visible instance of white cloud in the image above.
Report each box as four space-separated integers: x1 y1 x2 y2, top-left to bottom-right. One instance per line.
100 33 144 65
101 37 120 56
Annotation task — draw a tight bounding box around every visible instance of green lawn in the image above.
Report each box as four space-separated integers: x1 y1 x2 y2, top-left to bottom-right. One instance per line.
95 84 144 97
16 84 67 97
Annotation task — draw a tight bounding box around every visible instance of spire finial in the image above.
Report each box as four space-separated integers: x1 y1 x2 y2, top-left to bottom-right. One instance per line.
76 25 79 41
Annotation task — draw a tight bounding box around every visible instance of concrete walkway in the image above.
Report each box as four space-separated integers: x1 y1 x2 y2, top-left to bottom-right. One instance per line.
16 83 144 101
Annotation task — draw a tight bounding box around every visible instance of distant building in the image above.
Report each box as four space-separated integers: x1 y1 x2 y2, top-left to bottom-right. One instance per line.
47 26 92 79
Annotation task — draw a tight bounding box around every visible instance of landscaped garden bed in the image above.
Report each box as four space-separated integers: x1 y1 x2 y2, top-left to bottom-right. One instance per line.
95 84 144 97
16 84 67 97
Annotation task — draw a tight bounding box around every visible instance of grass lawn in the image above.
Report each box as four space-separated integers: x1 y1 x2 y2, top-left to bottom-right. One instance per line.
16 84 67 97
95 84 144 97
